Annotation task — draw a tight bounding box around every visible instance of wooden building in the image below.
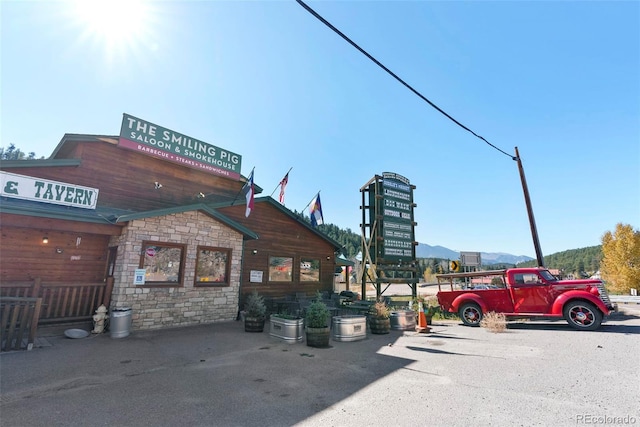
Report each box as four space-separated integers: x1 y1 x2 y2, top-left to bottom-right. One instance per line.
1 133 342 331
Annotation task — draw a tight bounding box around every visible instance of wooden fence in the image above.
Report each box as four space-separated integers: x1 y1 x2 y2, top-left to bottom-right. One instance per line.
1 297 42 351
0 278 113 325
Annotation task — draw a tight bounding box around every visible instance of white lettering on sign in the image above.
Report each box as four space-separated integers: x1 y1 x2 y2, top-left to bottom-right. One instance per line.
1 171 99 209
384 188 411 201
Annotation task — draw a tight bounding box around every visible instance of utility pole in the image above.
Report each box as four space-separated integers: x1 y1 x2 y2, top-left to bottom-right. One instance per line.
515 146 545 267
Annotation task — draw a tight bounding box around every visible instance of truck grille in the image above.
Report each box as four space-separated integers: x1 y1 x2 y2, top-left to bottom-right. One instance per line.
596 282 612 306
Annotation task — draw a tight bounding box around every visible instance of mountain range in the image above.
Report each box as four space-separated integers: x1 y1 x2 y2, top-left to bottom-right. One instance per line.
416 243 534 265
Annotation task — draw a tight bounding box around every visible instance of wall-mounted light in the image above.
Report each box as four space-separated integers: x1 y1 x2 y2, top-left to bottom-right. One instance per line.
326 256 331 260
42 237 49 244
252 249 258 255
56 248 64 254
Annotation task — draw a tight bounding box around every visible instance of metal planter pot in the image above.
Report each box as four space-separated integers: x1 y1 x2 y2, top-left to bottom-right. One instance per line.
332 315 367 342
390 310 416 331
269 316 304 343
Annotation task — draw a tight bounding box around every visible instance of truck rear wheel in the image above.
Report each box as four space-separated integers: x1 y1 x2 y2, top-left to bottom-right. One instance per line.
459 303 482 327
563 300 602 331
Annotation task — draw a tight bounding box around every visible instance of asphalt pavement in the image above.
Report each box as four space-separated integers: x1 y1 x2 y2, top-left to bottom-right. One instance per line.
1 306 639 427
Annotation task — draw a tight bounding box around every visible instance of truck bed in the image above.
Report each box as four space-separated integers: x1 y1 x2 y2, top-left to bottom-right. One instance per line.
437 288 515 314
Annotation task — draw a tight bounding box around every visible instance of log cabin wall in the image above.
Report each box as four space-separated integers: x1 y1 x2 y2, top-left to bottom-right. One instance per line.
0 225 111 283
9 136 244 212
0 215 120 325
218 200 337 302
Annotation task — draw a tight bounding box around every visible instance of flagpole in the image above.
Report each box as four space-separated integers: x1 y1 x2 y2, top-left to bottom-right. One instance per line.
270 167 292 198
301 190 321 212
231 167 254 206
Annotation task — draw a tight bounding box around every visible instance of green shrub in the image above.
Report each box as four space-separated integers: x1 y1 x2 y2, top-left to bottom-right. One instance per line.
305 292 329 328
245 290 266 319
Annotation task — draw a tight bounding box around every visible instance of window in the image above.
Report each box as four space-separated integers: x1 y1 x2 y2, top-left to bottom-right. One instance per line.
139 241 186 286
195 246 231 287
523 273 543 284
269 256 293 282
300 258 320 282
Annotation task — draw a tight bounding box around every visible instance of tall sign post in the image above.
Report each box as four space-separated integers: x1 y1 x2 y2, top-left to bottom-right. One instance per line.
360 172 419 300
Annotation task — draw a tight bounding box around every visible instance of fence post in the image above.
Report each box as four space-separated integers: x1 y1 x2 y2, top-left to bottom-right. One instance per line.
103 277 114 307
31 277 41 298
27 298 43 351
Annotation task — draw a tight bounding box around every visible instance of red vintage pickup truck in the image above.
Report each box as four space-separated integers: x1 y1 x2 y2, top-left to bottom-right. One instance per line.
436 267 617 330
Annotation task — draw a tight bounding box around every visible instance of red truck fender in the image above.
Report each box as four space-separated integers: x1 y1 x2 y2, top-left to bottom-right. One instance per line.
551 291 610 316
450 293 489 314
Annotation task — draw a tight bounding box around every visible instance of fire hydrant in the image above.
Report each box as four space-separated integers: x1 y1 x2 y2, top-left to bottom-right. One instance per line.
92 304 108 334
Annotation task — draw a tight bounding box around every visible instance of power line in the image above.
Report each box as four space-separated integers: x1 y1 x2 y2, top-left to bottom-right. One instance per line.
296 0 516 161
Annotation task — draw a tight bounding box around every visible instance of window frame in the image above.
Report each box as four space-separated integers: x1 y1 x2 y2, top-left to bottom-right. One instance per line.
268 255 294 283
194 246 232 287
138 241 186 287
299 257 321 282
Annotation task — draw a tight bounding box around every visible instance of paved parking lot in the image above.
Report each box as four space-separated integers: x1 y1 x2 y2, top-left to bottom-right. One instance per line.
1 306 639 427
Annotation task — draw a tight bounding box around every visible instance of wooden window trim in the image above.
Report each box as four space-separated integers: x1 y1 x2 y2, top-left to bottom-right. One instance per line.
268 255 294 283
194 246 232 287
299 257 321 283
138 241 186 287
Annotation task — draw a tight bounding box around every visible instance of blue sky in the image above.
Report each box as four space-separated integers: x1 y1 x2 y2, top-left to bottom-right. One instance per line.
2 0 639 258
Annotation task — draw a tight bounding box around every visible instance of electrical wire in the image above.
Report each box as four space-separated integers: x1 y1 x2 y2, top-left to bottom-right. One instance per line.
296 0 516 161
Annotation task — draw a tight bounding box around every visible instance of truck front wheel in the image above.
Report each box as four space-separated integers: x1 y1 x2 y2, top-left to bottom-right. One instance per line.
459 303 482 327
563 300 602 331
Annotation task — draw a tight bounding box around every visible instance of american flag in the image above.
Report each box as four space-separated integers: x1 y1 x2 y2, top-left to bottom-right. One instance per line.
278 172 289 204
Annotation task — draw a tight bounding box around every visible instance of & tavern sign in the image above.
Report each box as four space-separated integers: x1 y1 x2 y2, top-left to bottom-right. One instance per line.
1 171 99 209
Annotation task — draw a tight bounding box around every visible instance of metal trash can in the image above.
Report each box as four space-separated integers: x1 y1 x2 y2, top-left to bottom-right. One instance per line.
110 308 132 338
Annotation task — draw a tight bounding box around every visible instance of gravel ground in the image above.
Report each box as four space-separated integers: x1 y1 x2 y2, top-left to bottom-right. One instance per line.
1 306 638 427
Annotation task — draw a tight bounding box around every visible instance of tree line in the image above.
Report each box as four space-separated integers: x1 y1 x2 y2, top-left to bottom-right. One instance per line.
0 143 43 160
312 218 639 294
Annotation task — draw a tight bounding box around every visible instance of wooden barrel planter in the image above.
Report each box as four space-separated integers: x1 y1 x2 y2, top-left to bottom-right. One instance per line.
306 326 330 347
269 316 304 343
368 317 391 334
332 315 367 342
244 316 265 333
390 310 416 331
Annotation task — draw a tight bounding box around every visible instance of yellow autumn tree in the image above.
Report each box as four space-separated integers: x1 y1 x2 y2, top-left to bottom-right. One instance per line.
423 266 436 283
600 223 640 294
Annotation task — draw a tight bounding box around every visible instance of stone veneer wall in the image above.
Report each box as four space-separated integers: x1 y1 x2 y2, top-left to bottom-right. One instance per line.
109 210 244 331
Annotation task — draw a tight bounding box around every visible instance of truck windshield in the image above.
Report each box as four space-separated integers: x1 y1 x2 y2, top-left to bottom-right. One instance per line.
539 270 557 282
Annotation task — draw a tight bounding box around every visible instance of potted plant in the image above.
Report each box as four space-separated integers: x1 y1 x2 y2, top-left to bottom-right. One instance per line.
244 290 266 332
368 298 391 334
270 311 304 343
424 305 438 326
305 291 330 348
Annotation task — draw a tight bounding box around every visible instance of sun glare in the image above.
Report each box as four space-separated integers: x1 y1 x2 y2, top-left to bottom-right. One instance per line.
71 0 156 63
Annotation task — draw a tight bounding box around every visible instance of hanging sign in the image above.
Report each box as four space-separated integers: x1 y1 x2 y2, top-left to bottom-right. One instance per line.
1 171 99 209
119 113 242 180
